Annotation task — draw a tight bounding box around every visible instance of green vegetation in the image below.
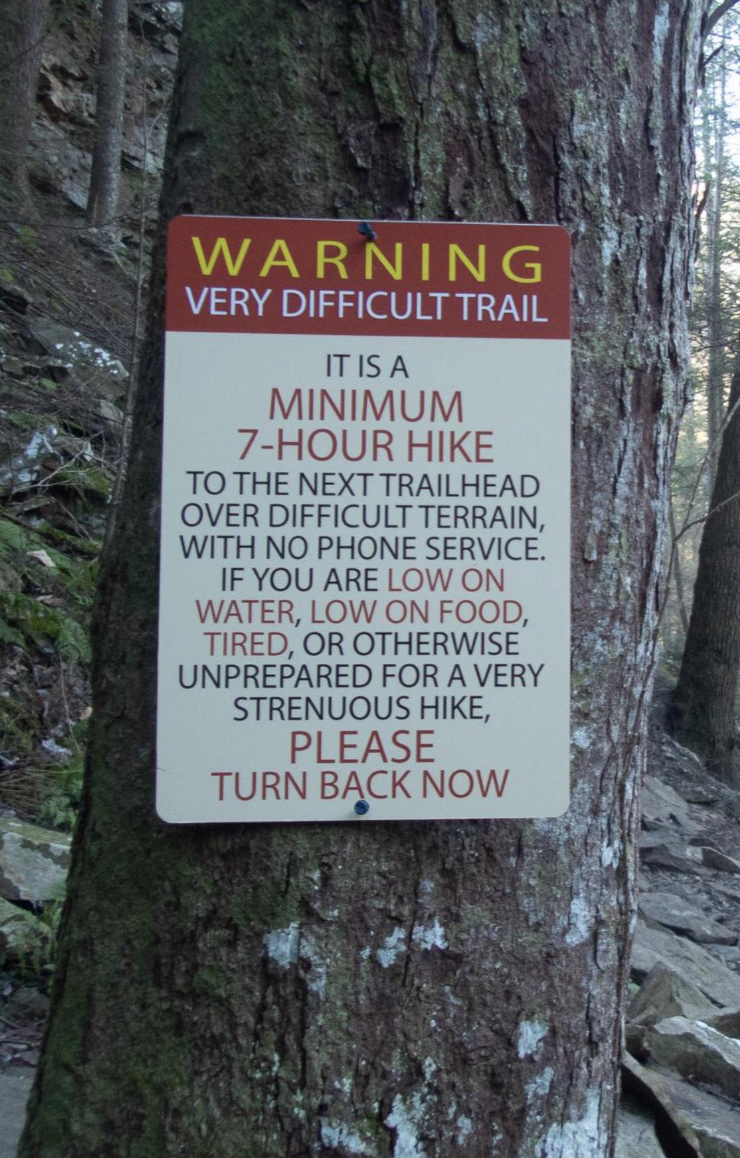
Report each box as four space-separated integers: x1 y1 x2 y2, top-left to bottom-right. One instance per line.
0 591 90 663
0 486 101 837
38 752 84 830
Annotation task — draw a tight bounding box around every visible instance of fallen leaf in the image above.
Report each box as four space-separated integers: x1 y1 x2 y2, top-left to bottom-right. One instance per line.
27 549 56 569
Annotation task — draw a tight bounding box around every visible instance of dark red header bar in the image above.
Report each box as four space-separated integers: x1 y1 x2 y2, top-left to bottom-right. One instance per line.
166 216 570 340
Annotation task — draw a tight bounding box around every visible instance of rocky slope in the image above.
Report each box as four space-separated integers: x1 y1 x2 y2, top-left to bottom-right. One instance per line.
617 723 740 1156
0 3 180 832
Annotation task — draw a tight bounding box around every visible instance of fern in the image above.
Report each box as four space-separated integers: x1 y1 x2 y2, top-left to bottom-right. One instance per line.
0 592 91 666
0 618 25 647
0 518 31 558
0 517 73 573
57 616 91 665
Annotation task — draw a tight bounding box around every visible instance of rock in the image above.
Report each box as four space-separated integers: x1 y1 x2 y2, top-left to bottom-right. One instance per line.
640 837 704 875
27 317 127 402
646 1017 740 1101
662 737 706 773
702 847 740 875
38 69 94 126
0 353 50 378
632 921 740 1008
40 738 72 764
716 882 740 904
135 0 183 37
8 983 50 1023
0 427 58 494
622 1052 703 1156
706 1008 740 1037
628 962 715 1027
640 832 665 852
625 1021 650 1060
615 1095 666 1158
651 1067 740 1158
682 785 721 805
41 357 73 383
707 944 740 967
0 355 26 378
122 133 161 176
624 1051 740 1158
642 775 695 830
639 892 738 945
97 398 125 429
0 425 108 501
41 38 88 84
0 897 51 963
0 817 70 904
0 281 32 314
0 1068 34 1158
28 119 91 210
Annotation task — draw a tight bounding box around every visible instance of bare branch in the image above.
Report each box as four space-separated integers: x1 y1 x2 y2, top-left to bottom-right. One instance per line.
704 0 740 41
703 43 724 69
659 391 740 630
673 391 740 544
674 489 740 541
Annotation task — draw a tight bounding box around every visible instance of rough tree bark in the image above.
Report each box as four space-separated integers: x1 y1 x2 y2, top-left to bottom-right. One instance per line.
0 0 49 206
86 0 128 227
20 2 703 1156
668 345 740 783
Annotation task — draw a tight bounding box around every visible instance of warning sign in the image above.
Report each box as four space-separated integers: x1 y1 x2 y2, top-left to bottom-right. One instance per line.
157 216 571 823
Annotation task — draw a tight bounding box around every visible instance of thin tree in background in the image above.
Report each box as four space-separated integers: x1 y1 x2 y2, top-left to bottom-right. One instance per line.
669 341 740 782
701 42 728 492
0 0 49 207
87 0 128 228
665 5 740 766
664 7 740 665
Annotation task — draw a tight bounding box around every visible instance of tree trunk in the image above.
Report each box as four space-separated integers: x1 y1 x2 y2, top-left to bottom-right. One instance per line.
701 47 727 494
668 346 740 782
86 0 128 228
669 498 690 638
0 0 48 207
20 2 703 1156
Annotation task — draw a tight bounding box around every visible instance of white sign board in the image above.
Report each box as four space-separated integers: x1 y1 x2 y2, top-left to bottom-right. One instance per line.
158 217 571 822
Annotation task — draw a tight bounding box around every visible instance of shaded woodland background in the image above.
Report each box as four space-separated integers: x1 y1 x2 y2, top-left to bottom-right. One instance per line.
0 0 177 843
